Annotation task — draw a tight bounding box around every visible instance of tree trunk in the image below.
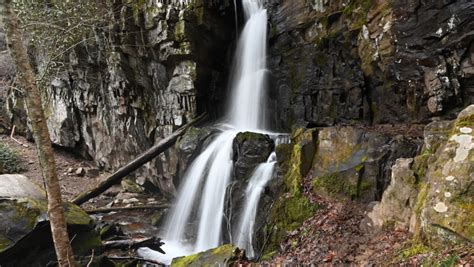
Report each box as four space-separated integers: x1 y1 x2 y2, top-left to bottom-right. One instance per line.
2 1 76 266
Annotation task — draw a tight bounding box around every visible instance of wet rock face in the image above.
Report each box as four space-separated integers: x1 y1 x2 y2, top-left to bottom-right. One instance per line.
174 126 216 188
267 0 474 130
223 132 274 245
5 2 234 195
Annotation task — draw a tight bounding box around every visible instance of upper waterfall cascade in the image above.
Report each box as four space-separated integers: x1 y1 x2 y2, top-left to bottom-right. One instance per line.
140 1 276 264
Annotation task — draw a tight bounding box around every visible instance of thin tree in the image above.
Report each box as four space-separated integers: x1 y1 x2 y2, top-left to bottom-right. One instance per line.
1 0 76 265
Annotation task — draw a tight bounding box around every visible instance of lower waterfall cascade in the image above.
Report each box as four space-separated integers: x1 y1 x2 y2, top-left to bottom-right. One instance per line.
137 0 278 264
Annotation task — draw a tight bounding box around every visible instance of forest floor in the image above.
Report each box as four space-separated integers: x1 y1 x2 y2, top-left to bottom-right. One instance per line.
267 173 474 266
0 133 167 235
1 133 114 207
2 133 472 265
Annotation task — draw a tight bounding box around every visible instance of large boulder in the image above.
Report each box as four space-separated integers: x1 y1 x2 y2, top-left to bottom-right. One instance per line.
170 244 245 267
222 132 274 244
365 105 474 246
311 126 421 202
232 132 275 181
364 158 419 231
0 174 100 266
415 105 474 245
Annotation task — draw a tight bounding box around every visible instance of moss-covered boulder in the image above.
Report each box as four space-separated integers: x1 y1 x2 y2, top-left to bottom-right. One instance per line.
311 126 420 202
170 244 245 267
264 129 318 255
232 131 275 181
0 174 100 266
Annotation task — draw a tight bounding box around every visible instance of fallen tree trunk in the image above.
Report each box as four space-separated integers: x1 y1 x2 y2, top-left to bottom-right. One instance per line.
102 237 165 253
72 114 207 205
85 204 171 214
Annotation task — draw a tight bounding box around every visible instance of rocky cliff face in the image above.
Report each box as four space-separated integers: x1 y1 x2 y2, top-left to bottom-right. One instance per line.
267 0 474 130
3 1 235 196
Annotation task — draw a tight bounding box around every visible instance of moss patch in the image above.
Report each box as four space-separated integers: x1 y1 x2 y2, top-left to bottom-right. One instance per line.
171 244 240 267
399 243 431 259
0 142 25 174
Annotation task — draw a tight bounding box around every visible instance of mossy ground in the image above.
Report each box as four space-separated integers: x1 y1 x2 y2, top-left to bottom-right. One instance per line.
0 142 25 174
394 241 470 266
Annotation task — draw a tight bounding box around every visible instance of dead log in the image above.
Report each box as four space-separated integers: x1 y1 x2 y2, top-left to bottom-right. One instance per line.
72 113 207 205
85 204 171 214
102 237 165 254
106 256 163 265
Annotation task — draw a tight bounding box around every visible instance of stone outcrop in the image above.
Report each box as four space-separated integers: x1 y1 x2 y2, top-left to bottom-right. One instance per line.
0 174 100 266
366 105 474 246
266 0 474 130
311 126 421 202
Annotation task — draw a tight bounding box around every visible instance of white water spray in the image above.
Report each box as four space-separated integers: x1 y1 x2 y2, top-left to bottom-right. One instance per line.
234 152 276 258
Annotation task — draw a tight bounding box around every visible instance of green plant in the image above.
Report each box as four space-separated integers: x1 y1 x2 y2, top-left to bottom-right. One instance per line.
0 142 25 173
439 254 460 267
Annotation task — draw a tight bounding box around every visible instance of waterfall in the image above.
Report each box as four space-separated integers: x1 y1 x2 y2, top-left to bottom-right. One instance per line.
141 1 272 264
234 152 277 258
227 1 268 130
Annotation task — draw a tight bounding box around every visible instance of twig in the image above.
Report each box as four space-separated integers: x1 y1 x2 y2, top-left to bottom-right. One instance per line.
85 204 171 214
86 249 94 267
9 125 28 147
107 256 163 265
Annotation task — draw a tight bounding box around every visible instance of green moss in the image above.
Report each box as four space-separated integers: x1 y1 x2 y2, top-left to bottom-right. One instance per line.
171 244 238 267
454 114 474 129
399 244 431 259
175 20 186 42
172 253 200 267
63 202 93 225
0 142 25 174
265 134 317 253
343 0 372 29
413 150 431 181
71 230 102 255
260 250 277 261
235 131 269 143
439 254 460 267
0 236 12 252
412 182 430 240
312 173 369 199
